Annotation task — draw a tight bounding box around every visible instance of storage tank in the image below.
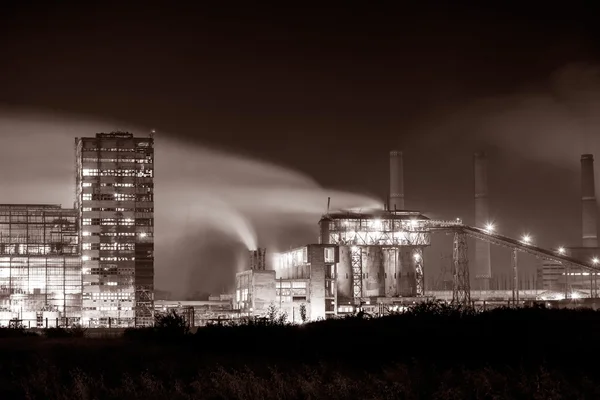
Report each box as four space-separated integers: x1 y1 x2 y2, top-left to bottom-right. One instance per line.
337 245 353 299
397 249 417 296
363 246 384 297
383 248 399 297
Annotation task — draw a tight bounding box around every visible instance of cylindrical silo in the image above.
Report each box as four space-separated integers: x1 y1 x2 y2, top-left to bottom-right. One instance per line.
336 245 353 300
363 246 384 297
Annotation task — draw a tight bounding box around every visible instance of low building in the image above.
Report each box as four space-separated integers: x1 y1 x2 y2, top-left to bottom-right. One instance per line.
0 204 81 327
234 269 276 316
154 298 240 327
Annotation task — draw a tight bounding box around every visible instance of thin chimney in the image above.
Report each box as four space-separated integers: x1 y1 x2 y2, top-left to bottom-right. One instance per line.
389 150 405 211
581 154 598 247
474 152 491 289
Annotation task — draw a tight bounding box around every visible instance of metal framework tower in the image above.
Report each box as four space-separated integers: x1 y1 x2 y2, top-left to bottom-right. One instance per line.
414 248 425 296
135 285 154 326
511 248 519 305
351 246 362 303
452 231 470 306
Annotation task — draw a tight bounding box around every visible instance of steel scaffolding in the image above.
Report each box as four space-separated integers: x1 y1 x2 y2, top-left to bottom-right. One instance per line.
452 232 470 306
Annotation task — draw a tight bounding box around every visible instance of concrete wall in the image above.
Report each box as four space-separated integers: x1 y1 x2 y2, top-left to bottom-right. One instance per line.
337 245 353 299
383 248 399 297
307 245 326 321
397 249 417 296
362 246 385 297
251 270 276 315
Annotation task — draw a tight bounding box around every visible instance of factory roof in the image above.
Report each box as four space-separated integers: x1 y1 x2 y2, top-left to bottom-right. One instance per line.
321 209 430 221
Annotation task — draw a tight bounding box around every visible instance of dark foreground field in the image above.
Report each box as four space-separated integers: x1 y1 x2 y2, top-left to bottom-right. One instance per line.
3 304 600 399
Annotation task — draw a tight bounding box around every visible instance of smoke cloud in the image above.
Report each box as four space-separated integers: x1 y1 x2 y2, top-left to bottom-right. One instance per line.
0 109 380 297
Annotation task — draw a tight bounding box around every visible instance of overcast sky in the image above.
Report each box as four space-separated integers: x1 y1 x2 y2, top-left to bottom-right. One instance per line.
1 3 600 295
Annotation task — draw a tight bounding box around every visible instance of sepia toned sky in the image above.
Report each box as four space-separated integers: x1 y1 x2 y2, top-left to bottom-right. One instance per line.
1 2 600 295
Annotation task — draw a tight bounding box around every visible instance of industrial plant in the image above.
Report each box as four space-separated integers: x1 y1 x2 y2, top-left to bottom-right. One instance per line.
0 132 154 328
0 129 599 329
227 150 600 324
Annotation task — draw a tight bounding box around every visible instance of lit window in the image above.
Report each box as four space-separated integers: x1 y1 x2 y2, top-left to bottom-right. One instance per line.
82 194 92 201
324 247 335 263
83 207 92 212
82 182 93 187
82 169 99 176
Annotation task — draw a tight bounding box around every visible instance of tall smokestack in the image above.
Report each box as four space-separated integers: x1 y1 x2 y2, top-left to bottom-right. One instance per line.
474 152 491 289
581 154 598 247
249 248 266 270
389 150 404 211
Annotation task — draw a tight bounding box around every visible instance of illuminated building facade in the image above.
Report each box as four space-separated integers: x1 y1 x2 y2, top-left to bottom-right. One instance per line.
75 132 154 327
0 204 80 325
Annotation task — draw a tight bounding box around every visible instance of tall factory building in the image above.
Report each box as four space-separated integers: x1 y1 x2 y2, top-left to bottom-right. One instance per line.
0 204 80 326
75 132 154 327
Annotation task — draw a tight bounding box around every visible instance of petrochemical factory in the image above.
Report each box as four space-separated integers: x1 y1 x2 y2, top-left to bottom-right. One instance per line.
214 151 600 324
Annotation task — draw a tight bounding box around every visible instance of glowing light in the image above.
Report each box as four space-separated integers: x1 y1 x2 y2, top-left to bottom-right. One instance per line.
139 232 147 237
557 247 566 255
484 222 495 233
372 219 382 229
413 252 421 261
351 246 358 252
521 234 531 244
593 257 599 265
82 255 90 261
410 219 418 228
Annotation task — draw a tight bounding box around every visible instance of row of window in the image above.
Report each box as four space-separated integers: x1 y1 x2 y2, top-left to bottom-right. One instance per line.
85 293 133 299
82 218 152 226
82 158 152 163
83 243 136 251
83 218 133 226
82 169 153 177
82 194 153 201
82 182 153 188
82 207 154 212
83 306 133 311
83 145 150 152
82 232 152 237
82 256 135 261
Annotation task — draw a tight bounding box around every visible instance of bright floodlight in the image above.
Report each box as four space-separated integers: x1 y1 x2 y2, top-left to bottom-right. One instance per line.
557 247 566 255
521 234 531 244
593 257 599 265
413 253 421 261
484 222 495 233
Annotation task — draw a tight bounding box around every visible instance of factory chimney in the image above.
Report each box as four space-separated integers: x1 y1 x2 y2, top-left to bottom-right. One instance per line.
249 248 267 270
581 154 598 247
474 152 491 289
389 150 405 211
